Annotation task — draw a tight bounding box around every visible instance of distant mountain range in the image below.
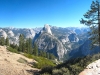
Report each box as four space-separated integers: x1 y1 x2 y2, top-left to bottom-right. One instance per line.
0 25 99 60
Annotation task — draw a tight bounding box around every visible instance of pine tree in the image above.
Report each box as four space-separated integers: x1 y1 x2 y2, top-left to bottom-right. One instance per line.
38 50 43 57
33 43 38 56
80 0 100 48
0 37 5 46
49 53 55 60
25 38 33 54
5 37 9 46
46 52 50 59
25 39 29 53
19 34 25 52
29 38 33 54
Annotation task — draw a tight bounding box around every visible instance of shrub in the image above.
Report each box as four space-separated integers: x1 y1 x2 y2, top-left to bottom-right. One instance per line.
33 57 56 69
52 69 62 75
61 67 70 74
23 53 34 59
40 53 100 75
23 53 56 69
7 46 18 53
40 66 53 74
52 67 70 75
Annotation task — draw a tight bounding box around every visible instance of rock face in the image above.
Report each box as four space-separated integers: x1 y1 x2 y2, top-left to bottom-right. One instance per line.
0 29 7 39
68 33 79 42
79 59 100 75
8 30 14 37
42 24 52 35
34 25 67 60
0 28 36 45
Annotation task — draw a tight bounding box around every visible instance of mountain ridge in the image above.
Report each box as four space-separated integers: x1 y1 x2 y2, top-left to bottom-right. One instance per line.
0 25 90 60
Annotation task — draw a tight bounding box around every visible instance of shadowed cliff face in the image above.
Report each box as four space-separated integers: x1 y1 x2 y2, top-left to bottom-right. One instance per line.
69 40 100 59
68 33 79 42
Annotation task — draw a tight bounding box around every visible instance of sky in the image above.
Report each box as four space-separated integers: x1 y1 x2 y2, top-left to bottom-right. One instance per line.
0 0 94 28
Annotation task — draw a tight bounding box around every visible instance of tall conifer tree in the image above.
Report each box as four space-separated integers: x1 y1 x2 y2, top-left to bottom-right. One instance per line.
19 34 25 52
80 0 100 48
5 37 9 46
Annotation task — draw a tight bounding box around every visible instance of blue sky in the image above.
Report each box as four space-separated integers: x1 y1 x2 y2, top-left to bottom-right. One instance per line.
0 0 93 28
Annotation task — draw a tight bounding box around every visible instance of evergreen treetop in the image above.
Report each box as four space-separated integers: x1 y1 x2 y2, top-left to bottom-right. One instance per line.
80 0 100 48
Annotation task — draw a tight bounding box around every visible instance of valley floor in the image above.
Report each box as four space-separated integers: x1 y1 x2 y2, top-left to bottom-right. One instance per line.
0 46 39 75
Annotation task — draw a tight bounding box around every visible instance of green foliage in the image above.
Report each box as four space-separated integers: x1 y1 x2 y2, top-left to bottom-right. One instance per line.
23 53 56 69
39 51 56 59
39 51 48 58
19 34 25 52
80 0 100 46
52 67 70 75
33 43 38 56
0 37 5 46
40 66 53 74
7 46 19 53
40 53 100 75
52 69 62 75
49 53 56 60
23 53 34 59
25 38 33 54
33 56 56 69
10 44 19 50
5 37 9 46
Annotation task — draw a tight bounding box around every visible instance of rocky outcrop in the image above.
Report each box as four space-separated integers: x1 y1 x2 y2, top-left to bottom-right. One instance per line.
79 59 100 75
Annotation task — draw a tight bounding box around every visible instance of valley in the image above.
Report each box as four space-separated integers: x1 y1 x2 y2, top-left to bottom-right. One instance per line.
0 25 100 75
0 25 90 60
0 0 100 75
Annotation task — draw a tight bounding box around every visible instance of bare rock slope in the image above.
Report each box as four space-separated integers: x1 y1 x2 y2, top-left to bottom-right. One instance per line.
0 46 38 75
79 59 100 75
